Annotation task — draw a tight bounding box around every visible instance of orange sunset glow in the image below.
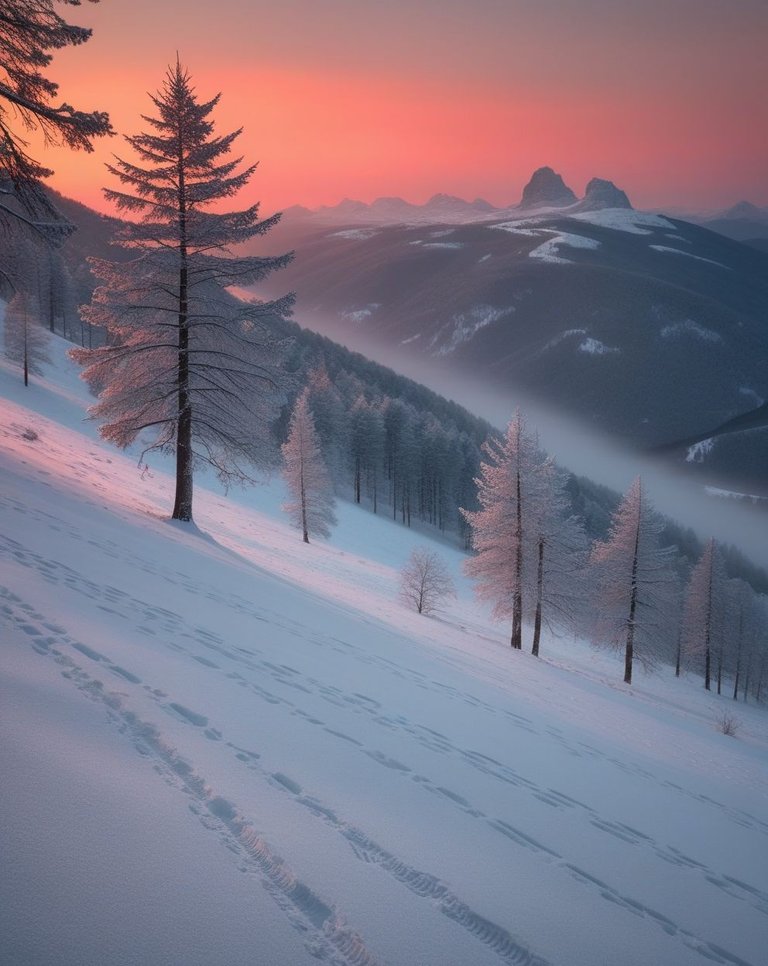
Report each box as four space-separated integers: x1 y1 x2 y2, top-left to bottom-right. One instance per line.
38 0 768 216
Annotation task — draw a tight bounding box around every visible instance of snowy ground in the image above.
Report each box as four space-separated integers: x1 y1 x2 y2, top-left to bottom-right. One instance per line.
2 331 767 966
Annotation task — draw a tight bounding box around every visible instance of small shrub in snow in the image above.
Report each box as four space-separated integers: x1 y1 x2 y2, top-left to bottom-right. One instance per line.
716 711 740 737
399 547 455 616
21 427 39 442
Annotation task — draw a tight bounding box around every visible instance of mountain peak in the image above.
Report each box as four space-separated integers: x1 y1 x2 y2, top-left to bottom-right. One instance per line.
519 166 577 209
721 200 767 221
578 178 633 211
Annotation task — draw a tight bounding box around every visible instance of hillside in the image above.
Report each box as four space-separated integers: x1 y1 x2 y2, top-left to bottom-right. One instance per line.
2 321 768 965
246 205 768 493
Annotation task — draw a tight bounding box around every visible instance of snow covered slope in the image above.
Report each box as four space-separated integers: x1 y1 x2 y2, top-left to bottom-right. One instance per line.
2 333 768 966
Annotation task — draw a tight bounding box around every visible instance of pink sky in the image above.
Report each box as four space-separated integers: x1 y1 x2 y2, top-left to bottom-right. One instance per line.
40 0 768 215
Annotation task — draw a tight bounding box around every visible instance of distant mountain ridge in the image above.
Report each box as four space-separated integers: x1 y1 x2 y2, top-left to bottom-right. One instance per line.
292 167 633 225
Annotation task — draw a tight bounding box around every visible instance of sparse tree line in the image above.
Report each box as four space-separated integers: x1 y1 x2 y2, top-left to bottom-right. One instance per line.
457 413 768 697
280 385 767 699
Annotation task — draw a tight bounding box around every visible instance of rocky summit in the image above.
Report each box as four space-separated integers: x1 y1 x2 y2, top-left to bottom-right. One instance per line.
519 166 578 209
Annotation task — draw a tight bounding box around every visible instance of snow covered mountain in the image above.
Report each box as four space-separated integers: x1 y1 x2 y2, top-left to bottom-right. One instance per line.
2 307 768 966
287 168 632 226
248 202 768 493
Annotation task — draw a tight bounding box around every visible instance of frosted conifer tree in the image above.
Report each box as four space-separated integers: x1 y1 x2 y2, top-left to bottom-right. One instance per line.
282 388 336 543
461 412 541 649
71 61 293 522
3 289 50 384
0 0 112 232
682 538 728 691
590 477 676 684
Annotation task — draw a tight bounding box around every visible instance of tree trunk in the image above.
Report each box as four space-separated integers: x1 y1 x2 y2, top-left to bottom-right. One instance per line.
743 656 751 702
23 310 29 386
756 657 765 703
703 553 713 690
532 536 544 657
172 160 193 522
172 259 193 520
625 509 641 685
733 602 743 700
301 481 309 543
511 463 523 649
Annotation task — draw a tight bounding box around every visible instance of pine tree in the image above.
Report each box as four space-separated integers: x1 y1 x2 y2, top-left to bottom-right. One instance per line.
590 477 676 685
3 288 50 384
282 388 336 543
71 61 293 522
682 538 728 691
461 412 540 649
399 547 455 615
0 0 112 232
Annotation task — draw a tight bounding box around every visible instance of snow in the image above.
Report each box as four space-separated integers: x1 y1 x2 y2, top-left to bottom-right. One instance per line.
435 305 507 355
661 320 723 343
705 486 767 505
544 328 588 350
341 303 381 324
330 228 380 240
686 438 715 463
529 232 600 265
579 337 620 355
571 209 678 234
491 222 600 264
421 241 464 249
650 245 730 269
2 327 768 966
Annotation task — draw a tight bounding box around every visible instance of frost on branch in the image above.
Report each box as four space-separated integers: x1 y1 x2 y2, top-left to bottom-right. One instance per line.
71 61 293 522
399 547 456 615
281 388 337 544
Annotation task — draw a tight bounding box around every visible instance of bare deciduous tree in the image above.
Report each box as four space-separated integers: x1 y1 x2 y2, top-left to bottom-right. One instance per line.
399 546 456 615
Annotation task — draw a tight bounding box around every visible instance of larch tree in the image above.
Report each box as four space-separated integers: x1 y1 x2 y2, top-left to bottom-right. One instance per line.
399 546 455 616
282 388 336 543
2 236 51 383
590 477 676 685
526 458 589 657
3 288 50 384
461 411 541 649
0 0 112 233
682 538 728 691
71 61 293 522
